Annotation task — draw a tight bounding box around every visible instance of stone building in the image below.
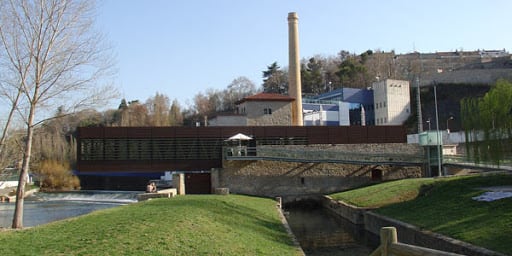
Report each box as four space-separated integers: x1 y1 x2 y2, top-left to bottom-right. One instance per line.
209 92 294 126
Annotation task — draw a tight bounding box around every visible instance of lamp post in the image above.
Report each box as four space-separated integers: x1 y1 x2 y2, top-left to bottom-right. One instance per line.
446 116 454 133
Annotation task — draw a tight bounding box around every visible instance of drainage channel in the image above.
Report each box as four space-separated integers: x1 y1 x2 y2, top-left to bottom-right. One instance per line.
285 201 378 256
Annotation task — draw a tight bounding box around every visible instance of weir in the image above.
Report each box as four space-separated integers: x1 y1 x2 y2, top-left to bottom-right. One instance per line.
0 191 136 228
36 190 139 203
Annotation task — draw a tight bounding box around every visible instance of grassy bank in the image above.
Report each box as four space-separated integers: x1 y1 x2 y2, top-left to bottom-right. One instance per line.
0 195 302 256
330 174 512 255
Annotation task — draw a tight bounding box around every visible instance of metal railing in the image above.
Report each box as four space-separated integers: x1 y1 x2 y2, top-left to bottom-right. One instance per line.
225 146 424 166
443 155 512 171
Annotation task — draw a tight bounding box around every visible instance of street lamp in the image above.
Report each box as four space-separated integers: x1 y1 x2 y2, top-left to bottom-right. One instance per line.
446 116 454 133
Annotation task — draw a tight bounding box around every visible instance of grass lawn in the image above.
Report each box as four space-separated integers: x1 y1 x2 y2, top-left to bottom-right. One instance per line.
0 195 302 256
330 174 512 255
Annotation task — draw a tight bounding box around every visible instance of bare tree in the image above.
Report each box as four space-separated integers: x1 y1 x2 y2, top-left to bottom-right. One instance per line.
224 76 256 110
0 0 116 228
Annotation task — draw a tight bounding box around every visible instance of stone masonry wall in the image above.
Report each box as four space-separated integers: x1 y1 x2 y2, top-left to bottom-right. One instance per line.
420 68 512 86
266 143 423 155
215 143 423 202
244 101 292 126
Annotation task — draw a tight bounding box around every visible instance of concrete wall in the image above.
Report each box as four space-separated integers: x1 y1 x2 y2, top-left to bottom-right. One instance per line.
320 196 505 256
373 79 411 126
320 195 371 224
364 211 505 256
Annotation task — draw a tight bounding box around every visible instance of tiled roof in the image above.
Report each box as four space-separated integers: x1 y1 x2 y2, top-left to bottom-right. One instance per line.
237 92 295 104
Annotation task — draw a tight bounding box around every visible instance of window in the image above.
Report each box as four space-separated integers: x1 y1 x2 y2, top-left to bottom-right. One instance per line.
264 108 272 115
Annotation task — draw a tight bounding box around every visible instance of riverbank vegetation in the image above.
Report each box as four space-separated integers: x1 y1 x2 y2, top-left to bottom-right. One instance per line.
0 195 301 256
34 160 80 191
330 174 512 255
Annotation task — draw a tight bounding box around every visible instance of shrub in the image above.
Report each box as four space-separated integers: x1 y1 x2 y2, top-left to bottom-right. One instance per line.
34 160 80 191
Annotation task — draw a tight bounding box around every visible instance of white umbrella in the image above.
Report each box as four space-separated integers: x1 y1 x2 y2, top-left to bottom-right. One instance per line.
226 133 253 156
227 133 253 141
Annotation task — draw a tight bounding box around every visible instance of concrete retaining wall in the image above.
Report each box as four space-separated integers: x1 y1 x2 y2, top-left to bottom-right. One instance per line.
320 195 372 224
321 196 505 256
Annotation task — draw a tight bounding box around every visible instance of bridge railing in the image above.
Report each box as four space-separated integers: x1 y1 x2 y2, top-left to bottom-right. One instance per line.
225 146 424 165
443 155 512 171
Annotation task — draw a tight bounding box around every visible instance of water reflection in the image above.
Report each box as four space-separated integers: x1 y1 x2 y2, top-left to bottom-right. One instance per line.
0 191 138 228
286 206 378 256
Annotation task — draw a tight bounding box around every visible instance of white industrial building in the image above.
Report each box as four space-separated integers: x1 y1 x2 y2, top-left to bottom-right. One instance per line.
302 100 350 126
373 79 411 125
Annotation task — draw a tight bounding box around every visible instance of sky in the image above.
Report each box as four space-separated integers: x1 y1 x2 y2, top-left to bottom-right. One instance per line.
97 0 512 108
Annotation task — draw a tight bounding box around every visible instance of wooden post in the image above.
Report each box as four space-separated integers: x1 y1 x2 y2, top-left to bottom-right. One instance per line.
276 197 282 209
380 227 398 256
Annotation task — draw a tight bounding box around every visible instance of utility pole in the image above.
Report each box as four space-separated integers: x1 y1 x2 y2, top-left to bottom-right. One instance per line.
416 76 423 133
434 83 442 176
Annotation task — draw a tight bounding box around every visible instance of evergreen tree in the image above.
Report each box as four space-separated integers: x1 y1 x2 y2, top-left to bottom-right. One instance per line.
262 62 288 94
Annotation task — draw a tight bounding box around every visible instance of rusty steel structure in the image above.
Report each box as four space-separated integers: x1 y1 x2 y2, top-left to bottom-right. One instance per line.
76 126 406 191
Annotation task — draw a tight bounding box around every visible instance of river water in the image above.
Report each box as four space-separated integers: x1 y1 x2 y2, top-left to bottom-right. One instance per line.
286 206 378 256
0 191 138 228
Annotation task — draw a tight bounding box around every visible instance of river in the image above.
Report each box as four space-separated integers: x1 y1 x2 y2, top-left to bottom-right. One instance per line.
286 206 378 256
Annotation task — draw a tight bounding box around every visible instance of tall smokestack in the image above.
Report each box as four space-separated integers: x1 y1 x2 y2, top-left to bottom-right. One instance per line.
288 12 303 126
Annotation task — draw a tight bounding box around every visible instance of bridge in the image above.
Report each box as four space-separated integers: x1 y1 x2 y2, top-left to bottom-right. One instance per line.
443 155 512 173
225 146 425 166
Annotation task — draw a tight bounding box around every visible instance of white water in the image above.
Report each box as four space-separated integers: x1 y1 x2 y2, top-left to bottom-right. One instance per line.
0 191 139 228
36 190 139 204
